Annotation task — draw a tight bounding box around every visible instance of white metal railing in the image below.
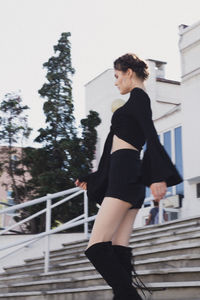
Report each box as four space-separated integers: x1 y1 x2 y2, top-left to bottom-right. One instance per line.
0 188 178 273
0 202 17 230
0 187 97 273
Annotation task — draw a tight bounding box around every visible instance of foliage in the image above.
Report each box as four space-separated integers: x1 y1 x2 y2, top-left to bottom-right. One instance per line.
0 91 32 204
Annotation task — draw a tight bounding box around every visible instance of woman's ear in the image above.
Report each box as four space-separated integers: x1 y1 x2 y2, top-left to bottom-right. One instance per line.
127 68 134 79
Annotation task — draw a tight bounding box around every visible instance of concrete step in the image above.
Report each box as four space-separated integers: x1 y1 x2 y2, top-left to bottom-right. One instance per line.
131 223 200 244
61 238 88 247
137 267 200 283
1 215 200 300
1 259 91 276
21 218 198 265
22 230 200 270
3 237 200 275
132 215 200 236
24 248 85 266
0 282 200 300
21 252 200 275
20 218 200 269
134 241 200 260
148 281 200 300
52 219 200 253
0 285 112 300
2 253 200 286
0 266 96 285
23 224 200 267
1 267 200 294
50 241 87 255
21 235 200 273
23 240 88 265
0 274 107 293
132 219 200 237
131 232 200 252
135 253 200 270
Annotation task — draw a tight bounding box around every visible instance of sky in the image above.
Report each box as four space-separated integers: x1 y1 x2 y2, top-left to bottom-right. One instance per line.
0 0 200 146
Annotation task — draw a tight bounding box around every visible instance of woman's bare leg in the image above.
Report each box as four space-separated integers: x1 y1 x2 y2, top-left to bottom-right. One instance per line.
85 196 133 250
112 208 139 246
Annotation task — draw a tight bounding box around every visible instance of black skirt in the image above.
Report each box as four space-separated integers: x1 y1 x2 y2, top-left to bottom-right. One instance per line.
104 148 146 209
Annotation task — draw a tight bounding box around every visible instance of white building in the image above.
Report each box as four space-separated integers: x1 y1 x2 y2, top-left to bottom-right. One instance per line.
179 21 200 217
83 20 200 225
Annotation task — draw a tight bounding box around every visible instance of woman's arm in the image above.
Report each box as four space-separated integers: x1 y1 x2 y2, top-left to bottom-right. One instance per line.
128 89 183 189
129 90 166 183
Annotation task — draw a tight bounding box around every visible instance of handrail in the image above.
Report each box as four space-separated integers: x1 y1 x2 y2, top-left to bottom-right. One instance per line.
0 202 13 207
0 214 86 256
0 189 83 235
0 187 79 215
0 187 95 273
0 212 96 266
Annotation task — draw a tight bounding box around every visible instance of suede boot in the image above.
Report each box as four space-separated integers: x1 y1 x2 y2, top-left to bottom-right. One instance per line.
112 244 152 298
84 241 143 300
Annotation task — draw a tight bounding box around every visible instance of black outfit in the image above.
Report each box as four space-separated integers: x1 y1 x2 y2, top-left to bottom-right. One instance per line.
79 87 183 208
104 148 145 209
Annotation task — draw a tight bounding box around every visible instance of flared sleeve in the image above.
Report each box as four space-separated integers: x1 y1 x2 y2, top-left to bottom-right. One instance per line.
78 129 114 205
129 90 183 188
78 129 113 184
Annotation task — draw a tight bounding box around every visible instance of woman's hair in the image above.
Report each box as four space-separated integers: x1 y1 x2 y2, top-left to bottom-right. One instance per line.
114 53 149 80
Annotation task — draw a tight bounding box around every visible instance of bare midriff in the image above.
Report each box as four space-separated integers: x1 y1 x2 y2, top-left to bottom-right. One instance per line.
110 134 139 154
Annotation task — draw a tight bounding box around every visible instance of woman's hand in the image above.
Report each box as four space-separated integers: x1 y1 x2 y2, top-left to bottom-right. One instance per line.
150 181 167 201
75 179 87 190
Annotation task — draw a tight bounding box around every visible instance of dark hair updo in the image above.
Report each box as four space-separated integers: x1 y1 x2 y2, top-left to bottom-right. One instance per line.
114 53 149 80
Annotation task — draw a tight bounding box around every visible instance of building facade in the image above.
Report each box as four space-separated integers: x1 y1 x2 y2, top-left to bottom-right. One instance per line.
178 21 200 217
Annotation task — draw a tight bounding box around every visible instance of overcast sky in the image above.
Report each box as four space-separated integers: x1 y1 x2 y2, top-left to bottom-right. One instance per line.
0 0 200 146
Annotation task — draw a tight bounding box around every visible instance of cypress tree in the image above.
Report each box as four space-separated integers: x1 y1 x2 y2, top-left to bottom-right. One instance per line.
24 32 101 232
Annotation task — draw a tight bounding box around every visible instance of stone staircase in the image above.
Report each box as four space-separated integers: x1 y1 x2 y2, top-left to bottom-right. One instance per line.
0 215 200 300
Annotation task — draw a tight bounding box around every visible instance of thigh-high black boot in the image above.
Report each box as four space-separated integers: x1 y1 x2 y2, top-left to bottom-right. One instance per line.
112 244 152 298
84 241 143 300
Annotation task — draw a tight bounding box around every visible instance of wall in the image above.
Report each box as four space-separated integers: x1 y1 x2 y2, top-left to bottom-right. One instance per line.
179 21 200 217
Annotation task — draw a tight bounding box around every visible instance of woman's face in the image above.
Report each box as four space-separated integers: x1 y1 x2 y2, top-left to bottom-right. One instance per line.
114 69 133 95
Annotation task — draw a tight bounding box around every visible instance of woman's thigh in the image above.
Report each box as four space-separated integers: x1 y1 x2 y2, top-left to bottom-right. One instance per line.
112 208 139 246
86 196 132 250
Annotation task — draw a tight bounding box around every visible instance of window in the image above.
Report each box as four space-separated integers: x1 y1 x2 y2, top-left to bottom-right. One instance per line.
164 131 171 157
6 190 16 215
143 142 151 198
11 154 19 172
197 183 200 198
144 127 184 199
164 131 173 195
174 126 184 195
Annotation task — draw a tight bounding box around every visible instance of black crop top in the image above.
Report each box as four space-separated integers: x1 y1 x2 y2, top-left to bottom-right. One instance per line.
78 87 183 205
111 87 153 152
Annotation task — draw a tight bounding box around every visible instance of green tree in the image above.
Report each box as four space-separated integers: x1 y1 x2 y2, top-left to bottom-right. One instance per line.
0 91 32 204
23 32 101 233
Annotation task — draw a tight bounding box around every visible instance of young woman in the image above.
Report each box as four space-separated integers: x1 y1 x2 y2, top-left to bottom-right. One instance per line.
75 53 183 300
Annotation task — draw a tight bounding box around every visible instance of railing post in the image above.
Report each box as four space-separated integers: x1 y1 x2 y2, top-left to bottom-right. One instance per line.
2 213 5 229
44 194 51 273
84 190 89 239
159 198 164 224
